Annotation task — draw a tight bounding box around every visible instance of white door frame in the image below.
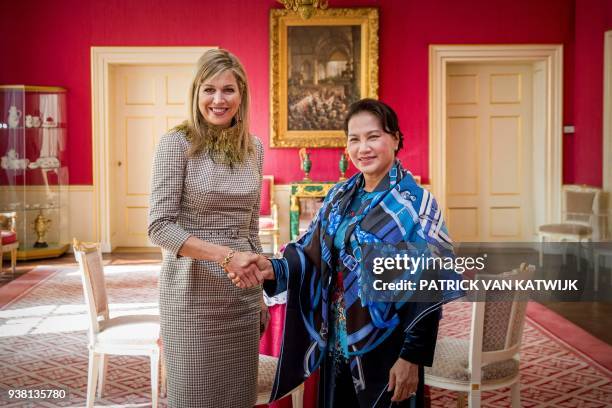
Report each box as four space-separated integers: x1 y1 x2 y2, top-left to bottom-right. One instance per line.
91 46 213 252
604 31 612 234
429 44 564 227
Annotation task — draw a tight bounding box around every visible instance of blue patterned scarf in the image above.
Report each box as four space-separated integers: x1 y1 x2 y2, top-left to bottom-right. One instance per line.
266 161 463 403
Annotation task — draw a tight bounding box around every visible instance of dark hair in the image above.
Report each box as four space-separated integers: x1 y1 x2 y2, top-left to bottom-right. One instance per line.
343 98 404 153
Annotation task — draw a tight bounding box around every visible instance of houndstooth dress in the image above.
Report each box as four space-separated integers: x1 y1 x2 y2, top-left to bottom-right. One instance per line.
148 130 263 408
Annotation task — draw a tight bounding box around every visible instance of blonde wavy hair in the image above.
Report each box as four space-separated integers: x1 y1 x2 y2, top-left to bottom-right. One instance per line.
175 48 253 164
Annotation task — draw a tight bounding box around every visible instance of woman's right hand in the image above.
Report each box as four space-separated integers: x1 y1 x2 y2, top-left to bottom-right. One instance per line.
224 251 264 288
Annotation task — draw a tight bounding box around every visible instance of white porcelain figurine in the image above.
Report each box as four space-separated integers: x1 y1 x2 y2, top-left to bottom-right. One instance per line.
1 149 30 170
8 106 22 128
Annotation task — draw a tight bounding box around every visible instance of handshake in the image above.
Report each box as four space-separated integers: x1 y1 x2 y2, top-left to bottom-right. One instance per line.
221 251 274 289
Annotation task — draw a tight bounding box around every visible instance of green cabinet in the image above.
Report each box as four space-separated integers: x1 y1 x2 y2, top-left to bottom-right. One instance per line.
289 182 335 240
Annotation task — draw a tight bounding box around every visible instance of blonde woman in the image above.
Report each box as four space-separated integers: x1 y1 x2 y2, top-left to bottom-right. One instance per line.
148 49 265 407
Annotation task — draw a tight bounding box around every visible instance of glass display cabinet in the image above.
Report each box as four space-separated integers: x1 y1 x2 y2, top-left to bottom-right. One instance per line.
0 85 69 260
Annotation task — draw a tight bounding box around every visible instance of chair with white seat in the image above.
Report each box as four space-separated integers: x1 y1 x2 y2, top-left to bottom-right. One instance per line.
538 185 605 271
425 263 535 408
256 354 303 407
73 239 165 407
0 211 19 277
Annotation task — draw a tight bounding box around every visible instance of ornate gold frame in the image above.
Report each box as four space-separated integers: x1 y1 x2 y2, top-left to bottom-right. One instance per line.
270 8 379 148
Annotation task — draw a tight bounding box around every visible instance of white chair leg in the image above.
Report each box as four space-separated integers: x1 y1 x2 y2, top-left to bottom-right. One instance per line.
273 233 280 255
97 354 108 397
594 254 600 291
576 240 582 272
150 349 160 408
86 350 101 408
539 235 545 267
468 389 481 408
587 238 594 267
510 381 521 408
160 346 167 397
11 248 17 276
291 383 304 408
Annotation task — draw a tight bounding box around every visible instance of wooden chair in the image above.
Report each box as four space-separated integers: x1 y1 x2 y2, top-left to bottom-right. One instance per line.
72 239 165 407
0 211 18 277
425 264 535 408
259 175 280 254
538 185 603 271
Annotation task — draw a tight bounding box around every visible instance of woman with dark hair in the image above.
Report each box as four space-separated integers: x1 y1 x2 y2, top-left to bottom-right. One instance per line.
230 98 463 407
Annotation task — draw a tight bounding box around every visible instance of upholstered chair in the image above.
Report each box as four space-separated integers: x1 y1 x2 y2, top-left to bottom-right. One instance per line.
538 185 605 271
425 264 535 408
0 211 18 277
73 239 165 407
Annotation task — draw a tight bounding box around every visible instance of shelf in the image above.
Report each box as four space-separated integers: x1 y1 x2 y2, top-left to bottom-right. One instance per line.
0 127 65 131
1 207 61 212
0 85 66 93
0 167 66 173
11 243 69 261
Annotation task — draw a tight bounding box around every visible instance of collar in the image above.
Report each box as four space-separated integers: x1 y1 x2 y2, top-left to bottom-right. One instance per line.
360 159 402 193
204 118 241 139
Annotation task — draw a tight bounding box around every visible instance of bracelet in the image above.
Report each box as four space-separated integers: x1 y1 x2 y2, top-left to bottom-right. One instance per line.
220 249 236 271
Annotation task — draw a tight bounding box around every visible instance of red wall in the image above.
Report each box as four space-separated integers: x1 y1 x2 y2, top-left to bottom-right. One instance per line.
572 0 612 186
0 0 604 186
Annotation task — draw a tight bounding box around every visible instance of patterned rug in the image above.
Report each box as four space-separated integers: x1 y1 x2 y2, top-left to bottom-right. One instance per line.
0 265 610 407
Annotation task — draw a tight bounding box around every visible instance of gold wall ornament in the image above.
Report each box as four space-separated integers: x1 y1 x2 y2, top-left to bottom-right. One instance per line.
277 0 329 19
270 7 379 148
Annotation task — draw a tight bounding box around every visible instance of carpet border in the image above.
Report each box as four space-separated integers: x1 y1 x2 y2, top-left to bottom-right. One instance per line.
0 266 61 309
526 301 612 374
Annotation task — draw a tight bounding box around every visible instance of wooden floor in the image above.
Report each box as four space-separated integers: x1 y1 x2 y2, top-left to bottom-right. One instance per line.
2 251 611 345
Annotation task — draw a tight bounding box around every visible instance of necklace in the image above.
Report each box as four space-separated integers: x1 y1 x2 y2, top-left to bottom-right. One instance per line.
199 118 247 166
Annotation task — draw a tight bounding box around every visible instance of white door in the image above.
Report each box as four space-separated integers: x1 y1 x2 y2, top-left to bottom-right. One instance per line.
445 63 534 242
110 64 192 248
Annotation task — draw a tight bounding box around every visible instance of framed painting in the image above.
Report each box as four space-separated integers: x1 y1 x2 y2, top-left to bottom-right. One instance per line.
270 8 379 147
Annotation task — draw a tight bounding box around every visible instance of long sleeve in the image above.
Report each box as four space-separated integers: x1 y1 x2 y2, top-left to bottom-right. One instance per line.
399 307 441 366
248 137 264 254
148 132 192 258
263 258 289 297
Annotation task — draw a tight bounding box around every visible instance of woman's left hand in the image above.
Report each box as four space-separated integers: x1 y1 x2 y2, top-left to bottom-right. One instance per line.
388 357 418 402
260 300 270 336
